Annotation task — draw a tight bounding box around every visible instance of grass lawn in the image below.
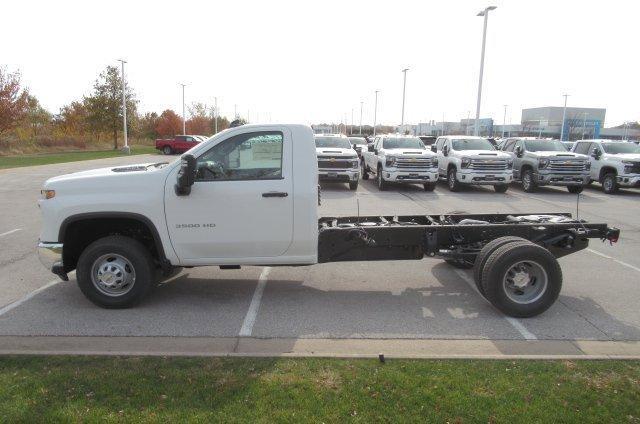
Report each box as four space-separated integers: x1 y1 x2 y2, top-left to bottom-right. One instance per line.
0 356 638 422
0 146 158 170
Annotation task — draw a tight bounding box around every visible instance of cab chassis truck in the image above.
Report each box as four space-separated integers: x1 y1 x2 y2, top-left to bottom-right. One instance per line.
37 124 620 318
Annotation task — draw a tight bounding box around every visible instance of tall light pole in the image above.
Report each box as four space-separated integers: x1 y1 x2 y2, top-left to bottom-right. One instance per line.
234 104 238 119
117 59 129 153
502 105 508 138
214 97 218 133
359 101 363 135
538 117 544 138
466 110 471 135
560 94 569 141
474 6 497 136
401 68 409 127
581 112 588 140
373 90 379 136
351 108 354 135
179 83 187 135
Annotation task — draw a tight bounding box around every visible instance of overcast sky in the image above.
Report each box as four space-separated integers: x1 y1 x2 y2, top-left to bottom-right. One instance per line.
3 0 637 127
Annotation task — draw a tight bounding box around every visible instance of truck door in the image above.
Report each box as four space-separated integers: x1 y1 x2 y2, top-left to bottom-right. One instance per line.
164 128 294 261
436 138 446 176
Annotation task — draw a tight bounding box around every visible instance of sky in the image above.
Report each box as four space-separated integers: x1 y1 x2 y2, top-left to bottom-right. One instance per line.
2 0 638 127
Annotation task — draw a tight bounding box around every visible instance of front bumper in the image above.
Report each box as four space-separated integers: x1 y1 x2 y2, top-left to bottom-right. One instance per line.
384 169 439 183
37 241 68 281
457 171 512 185
535 173 590 186
318 169 359 182
617 174 640 187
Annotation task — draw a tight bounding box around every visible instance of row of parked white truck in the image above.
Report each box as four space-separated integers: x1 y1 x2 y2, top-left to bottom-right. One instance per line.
315 134 640 194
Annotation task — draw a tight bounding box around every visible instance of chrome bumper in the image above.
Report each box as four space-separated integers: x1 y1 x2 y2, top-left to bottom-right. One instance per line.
37 241 68 281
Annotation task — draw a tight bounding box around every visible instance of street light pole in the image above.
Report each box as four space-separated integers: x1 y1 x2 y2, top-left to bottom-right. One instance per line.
582 112 587 140
466 110 471 135
179 83 187 135
351 108 354 135
359 101 363 135
373 90 379 137
474 6 497 136
560 94 569 141
538 117 544 138
502 104 507 138
214 97 218 133
117 59 129 153
401 68 409 127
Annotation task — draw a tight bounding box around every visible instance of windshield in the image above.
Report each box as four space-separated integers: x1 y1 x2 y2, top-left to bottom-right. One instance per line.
348 137 367 146
524 140 567 152
602 143 640 154
382 137 424 149
451 138 495 151
315 137 352 149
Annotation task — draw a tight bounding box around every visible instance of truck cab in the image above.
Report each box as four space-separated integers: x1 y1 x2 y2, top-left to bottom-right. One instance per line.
315 134 360 190
572 139 640 193
155 135 202 155
434 136 513 193
361 134 438 191
500 137 590 193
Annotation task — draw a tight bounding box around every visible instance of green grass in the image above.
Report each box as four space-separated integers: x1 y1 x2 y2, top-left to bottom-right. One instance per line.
0 356 638 422
0 146 158 169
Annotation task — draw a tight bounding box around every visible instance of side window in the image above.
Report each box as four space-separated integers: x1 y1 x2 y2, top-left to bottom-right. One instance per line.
195 131 283 182
435 138 444 151
176 135 187 142
376 139 383 150
503 140 515 152
186 137 194 142
574 142 589 155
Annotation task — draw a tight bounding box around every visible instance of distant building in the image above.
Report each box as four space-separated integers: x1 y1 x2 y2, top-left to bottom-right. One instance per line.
521 106 606 140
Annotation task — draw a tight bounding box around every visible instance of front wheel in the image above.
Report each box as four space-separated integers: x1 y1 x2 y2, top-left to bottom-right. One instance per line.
163 146 173 155
349 180 359 190
522 169 536 192
361 161 369 180
377 167 387 191
494 184 509 193
602 173 618 194
76 235 156 308
567 185 583 194
423 182 437 191
447 168 460 192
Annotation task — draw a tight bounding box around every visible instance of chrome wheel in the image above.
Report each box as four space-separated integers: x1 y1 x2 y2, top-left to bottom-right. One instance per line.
90 253 136 297
448 170 456 189
604 176 613 192
523 172 531 190
502 260 548 304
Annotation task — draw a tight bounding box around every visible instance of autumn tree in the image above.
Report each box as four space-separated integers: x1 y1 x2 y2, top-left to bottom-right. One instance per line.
23 95 52 138
155 109 182 137
84 65 137 149
136 112 160 139
0 67 30 134
186 102 212 135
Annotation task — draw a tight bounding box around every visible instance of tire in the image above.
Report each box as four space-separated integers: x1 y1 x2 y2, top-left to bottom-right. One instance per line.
163 146 173 155
423 182 437 191
76 235 156 308
361 161 369 180
567 185 583 194
349 181 359 190
494 184 509 193
481 242 562 317
522 169 536 192
602 173 618 194
445 258 474 269
377 166 387 191
447 168 460 192
473 237 531 295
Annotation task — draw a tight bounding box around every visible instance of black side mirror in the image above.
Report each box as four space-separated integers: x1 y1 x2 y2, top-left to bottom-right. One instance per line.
591 149 600 159
443 145 449 156
430 145 437 153
175 154 196 196
367 144 375 152
515 146 523 157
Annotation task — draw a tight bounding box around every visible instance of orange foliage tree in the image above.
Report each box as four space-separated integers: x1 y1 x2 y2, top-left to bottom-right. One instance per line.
155 109 183 137
0 67 30 134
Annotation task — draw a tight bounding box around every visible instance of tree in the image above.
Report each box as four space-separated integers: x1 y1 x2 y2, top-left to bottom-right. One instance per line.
0 67 30 134
56 101 89 136
84 65 137 149
136 112 160 139
155 109 182 137
186 102 212 135
23 95 52 138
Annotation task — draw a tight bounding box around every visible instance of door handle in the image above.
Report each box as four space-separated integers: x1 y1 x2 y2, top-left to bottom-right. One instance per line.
262 191 288 198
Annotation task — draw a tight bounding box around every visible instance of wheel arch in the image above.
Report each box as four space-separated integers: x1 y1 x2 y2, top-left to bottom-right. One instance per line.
599 166 617 181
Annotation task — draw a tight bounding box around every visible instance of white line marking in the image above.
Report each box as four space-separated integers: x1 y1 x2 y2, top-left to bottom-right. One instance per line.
0 278 63 317
453 269 537 340
0 228 21 237
238 267 271 337
587 248 640 273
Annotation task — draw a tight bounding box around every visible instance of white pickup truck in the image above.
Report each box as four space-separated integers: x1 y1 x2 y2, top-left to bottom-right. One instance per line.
37 124 619 317
361 134 439 191
315 134 360 190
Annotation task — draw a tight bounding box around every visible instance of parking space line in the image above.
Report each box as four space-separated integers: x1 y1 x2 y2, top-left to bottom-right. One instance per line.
0 278 64 317
453 269 537 340
0 228 21 237
587 248 640 273
238 267 271 337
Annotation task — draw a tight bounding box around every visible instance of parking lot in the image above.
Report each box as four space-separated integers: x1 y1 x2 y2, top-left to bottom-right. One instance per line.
1 155 639 354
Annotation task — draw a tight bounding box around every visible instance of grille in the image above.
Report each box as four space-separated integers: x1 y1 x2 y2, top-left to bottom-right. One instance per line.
395 157 437 169
468 159 508 171
624 162 640 174
318 156 355 169
547 160 586 172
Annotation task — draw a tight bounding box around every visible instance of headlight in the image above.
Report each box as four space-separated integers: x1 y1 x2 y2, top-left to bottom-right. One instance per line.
352 159 360 169
622 161 636 173
41 189 56 199
584 161 591 171
539 158 550 169
432 158 438 167
385 156 397 167
461 157 471 168
507 159 514 169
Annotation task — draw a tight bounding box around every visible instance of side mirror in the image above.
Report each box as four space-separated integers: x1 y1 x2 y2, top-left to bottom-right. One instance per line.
591 149 600 159
430 145 437 153
367 144 375 152
175 154 196 196
443 145 449 156
515 146 523 157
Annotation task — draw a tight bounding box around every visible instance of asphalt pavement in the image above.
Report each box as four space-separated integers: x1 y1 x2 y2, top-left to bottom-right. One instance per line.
0 155 639 357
